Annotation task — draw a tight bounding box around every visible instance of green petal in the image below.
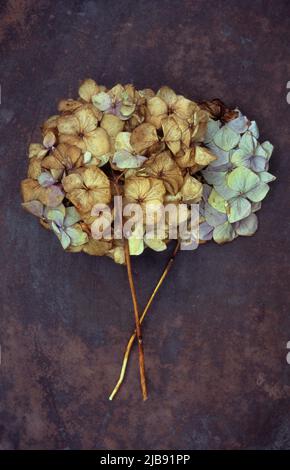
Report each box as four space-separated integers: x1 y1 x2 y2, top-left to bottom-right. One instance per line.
115 132 133 153
66 226 88 246
64 206 81 227
208 189 227 213
235 213 258 236
239 131 257 154
51 221 61 235
228 196 251 223
92 92 111 111
45 204 65 225
202 169 227 186
227 167 259 194
144 237 167 252
128 236 144 255
230 148 251 168
213 221 236 244
83 151 92 164
259 171 276 183
60 230 71 249
246 182 269 202
204 119 220 144
254 144 268 159
248 121 259 138
97 153 110 167
215 181 239 200
38 172 55 187
113 150 147 169
204 203 227 227
119 103 135 119
213 126 240 151
260 141 274 159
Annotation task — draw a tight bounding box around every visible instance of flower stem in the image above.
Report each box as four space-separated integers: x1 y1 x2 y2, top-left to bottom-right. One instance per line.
109 240 180 400
124 239 148 401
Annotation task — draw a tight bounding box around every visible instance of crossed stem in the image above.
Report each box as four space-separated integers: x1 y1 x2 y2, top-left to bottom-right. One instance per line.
109 240 180 400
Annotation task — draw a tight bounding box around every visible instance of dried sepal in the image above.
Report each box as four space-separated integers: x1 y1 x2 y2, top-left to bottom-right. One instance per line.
142 151 183 195
130 123 159 154
79 79 100 102
62 166 111 213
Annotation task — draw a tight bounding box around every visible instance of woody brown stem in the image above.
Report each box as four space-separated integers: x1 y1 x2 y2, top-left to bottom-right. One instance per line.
109 240 180 400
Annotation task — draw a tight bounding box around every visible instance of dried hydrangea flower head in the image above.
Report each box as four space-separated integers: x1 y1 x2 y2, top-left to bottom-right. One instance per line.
21 81 275 264
20 80 275 401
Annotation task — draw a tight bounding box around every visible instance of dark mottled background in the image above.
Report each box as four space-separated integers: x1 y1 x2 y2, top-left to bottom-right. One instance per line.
0 0 290 450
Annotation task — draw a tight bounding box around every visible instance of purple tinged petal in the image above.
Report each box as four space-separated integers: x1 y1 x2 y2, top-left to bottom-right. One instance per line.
250 156 267 172
38 172 56 187
21 200 44 218
204 202 227 227
226 111 249 134
46 185 64 208
199 221 214 241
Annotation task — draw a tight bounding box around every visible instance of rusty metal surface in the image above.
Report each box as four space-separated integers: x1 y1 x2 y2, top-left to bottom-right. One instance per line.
0 0 290 450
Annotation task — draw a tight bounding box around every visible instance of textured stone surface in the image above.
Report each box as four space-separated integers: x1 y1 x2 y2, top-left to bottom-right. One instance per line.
0 0 290 450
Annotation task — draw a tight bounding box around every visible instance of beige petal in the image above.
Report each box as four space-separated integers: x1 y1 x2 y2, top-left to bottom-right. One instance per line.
84 128 110 157
28 157 43 179
157 86 177 107
147 96 168 116
43 131 56 148
42 115 59 134
62 172 84 192
100 114 124 138
75 107 98 133
174 116 191 147
78 79 99 102
145 111 168 129
58 133 86 152
167 140 181 155
82 167 111 205
194 145 216 166
107 245 125 264
130 123 159 154
83 238 112 256
67 188 92 213
109 83 124 101
56 143 82 168
145 177 166 202
144 151 183 195
162 116 182 143
39 185 64 207
124 176 151 203
90 186 112 206
124 83 137 101
180 173 203 203
115 132 133 152
172 95 196 120
57 114 80 135
28 143 47 159
21 178 42 202
82 166 109 190
58 99 82 113
191 109 209 142
175 147 195 168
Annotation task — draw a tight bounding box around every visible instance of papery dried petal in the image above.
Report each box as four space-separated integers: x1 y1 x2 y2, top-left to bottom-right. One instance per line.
130 123 159 154
79 79 99 102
